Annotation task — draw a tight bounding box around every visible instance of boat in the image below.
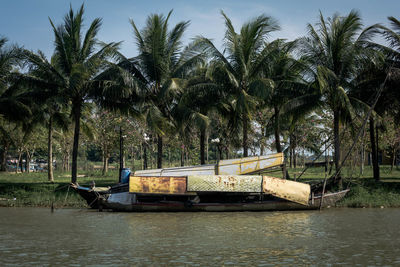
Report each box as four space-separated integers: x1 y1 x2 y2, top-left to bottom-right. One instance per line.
72 154 349 212
72 180 348 212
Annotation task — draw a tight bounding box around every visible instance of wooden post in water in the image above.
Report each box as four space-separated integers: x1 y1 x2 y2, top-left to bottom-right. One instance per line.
320 144 329 210
118 126 124 183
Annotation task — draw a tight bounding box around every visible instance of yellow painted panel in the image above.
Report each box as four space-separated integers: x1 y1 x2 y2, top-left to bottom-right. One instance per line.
129 176 187 194
262 176 310 205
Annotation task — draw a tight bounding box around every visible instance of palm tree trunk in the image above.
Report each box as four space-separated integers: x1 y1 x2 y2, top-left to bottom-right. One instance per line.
360 145 365 175
48 117 54 182
17 151 22 173
260 126 265 156
390 147 396 173
200 128 206 165
143 142 148 170
274 115 287 179
369 118 379 181
376 124 380 180
181 144 184 166
242 116 248 157
105 157 109 173
131 146 135 171
167 145 171 167
0 143 8 172
157 134 163 168
206 131 209 163
289 137 293 169
274 108 282 153
102 144 108 175
25 151 30 173
333 110 341 178
27 149 33 173
71 102 82 184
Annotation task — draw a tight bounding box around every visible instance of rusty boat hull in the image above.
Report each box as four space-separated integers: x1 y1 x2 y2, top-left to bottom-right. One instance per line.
98 189 349 212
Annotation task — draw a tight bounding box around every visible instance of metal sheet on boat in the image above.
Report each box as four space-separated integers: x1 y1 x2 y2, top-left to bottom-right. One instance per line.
129 176 188 194
218 153 283 175
133 165 215 177
262 176 310 206
187 175 262 192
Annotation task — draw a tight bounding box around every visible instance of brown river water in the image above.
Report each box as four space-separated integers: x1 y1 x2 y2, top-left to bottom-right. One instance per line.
0 207 399 266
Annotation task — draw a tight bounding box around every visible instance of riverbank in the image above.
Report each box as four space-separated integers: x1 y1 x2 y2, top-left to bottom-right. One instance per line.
1 166 400 208
0 171 116 208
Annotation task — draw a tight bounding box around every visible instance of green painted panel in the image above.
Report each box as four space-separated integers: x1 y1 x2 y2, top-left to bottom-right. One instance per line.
187 175 262 192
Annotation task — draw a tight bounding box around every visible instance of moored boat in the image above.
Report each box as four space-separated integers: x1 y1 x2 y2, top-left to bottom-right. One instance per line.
71 153 349 212
72 175 349 212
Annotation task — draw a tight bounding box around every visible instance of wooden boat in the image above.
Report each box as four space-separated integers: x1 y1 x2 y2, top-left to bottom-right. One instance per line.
72 176 349 212
71 153 349 212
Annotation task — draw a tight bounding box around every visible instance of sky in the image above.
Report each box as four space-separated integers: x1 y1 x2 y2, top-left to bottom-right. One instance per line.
1 0 400 58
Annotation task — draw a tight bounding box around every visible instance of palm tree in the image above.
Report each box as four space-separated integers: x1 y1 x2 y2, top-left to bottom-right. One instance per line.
0 37 30 122
20 51 70 181
22 5 133 183
130 10 203 168
0 37 31 171
349 16 400 180
175 62 225 164
194 11 280 157
299 10 378 176
259 39 311 154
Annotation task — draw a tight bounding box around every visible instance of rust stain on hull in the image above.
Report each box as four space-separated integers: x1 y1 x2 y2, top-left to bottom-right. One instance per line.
129 176 188 194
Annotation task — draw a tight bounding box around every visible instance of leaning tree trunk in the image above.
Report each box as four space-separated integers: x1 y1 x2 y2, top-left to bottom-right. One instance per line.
48 117 54 182
369 118 380 181
71 102 82 184
157 134 163 169
200 128 206 165
333 110 341 182
242 115 248 157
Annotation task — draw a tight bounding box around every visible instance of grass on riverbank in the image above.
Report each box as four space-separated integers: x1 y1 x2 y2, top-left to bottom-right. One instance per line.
0 170 118 208
288 165 400 208
0 165 400 208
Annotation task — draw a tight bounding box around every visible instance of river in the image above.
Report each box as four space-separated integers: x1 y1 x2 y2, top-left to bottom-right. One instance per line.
0 207 399 266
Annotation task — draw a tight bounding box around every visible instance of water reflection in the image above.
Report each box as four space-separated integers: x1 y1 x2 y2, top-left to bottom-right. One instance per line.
0 208 400 266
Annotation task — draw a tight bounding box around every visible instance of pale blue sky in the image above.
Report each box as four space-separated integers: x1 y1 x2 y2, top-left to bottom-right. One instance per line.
1 0 399 58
